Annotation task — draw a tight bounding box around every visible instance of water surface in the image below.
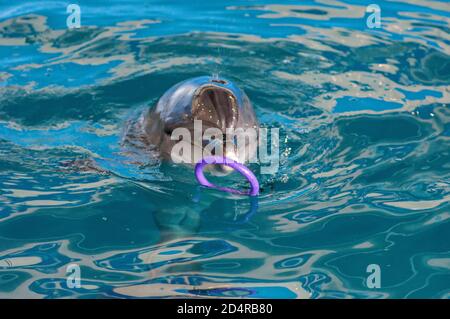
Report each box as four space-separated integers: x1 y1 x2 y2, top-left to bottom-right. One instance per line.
0 0 449 298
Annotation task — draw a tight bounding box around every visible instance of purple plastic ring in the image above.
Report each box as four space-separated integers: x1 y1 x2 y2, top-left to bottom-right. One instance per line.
195 156 259 196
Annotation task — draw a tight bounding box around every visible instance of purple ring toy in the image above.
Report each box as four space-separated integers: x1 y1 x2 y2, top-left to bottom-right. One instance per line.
195 156 259 196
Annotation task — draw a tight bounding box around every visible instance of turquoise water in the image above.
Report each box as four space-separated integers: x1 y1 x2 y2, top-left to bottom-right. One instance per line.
0 0 449 298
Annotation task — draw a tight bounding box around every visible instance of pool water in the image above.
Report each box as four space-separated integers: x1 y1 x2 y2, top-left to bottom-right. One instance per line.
0 0 449 298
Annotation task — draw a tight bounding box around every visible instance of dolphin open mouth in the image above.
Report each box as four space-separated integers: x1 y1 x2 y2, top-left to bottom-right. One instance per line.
192 84 241 175
192 85 239 131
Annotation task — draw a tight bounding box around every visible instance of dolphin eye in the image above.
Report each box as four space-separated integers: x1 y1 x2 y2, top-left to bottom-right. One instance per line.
164 127 173 135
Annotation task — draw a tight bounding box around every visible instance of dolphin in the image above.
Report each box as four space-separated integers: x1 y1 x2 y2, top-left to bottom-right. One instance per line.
142 76 259 174
121 76 259 242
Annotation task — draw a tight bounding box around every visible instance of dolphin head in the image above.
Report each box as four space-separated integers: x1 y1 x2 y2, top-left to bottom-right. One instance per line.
148 76 258 174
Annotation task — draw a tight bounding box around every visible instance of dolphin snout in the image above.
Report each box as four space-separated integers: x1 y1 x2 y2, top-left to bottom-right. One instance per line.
211 151 240 176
